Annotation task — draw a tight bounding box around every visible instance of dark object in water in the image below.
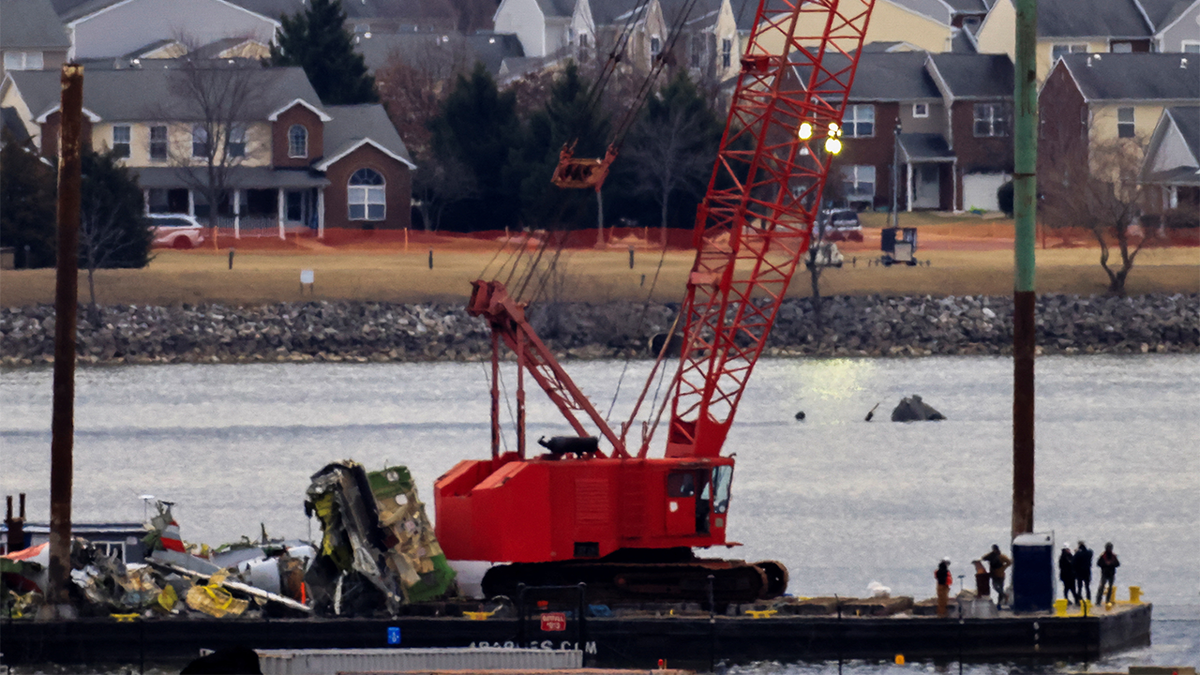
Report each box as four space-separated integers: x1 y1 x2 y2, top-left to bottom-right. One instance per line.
180 645 262 674
794 411 806 421
891 395 946 422
865 402 881 422
538 436 600 456
650 332 684 358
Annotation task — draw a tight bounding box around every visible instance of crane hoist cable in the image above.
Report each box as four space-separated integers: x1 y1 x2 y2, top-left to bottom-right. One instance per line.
552 0 704 192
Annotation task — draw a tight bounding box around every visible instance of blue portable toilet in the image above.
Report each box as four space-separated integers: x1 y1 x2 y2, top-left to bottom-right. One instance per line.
1012 532 1054 612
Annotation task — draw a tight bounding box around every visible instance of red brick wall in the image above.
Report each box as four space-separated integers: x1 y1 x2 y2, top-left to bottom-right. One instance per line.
323 143 412 231
832 102 901 210
1037 64 1089 172
272 104 324 167
950 100 1014 209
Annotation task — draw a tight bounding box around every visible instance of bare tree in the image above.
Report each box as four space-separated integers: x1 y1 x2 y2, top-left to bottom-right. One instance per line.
624 104 712 242
163 41 270 246
1041 138 1157 296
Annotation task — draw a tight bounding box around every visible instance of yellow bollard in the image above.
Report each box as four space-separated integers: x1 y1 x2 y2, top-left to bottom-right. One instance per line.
1129 586 1142 603
1080 599 1092 616
1054 599 1068 617
895 654 905 665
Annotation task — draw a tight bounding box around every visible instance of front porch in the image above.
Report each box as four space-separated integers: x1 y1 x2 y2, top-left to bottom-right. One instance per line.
136 167 331 240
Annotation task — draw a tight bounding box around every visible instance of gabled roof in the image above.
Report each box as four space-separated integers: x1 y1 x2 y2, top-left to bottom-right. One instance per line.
61 0 280 26
536 0 576 19
1 0 71 50
845 51 942 101
1057 53 1200 102
6 66 322 122
1038 0 1153 38
122 38 183 59
1140 106 1199 184
1135 0 1197 31
356 30 524 76
317 103 415 170
926 53 1013 99
1167 107 1200 160
231 0 459 24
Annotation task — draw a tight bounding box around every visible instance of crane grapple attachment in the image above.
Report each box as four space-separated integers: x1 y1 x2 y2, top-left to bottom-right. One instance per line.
551 143 618 191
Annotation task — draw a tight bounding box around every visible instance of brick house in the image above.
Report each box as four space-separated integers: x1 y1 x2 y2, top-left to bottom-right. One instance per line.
795 50 1013 213
0 65 414 238
1038 53 1200 175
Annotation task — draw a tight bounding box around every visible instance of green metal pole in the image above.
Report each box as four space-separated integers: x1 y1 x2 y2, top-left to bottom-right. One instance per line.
1012 0 1038 542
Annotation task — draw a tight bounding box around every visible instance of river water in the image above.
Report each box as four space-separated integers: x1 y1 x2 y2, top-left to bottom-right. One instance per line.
2 355 1197 671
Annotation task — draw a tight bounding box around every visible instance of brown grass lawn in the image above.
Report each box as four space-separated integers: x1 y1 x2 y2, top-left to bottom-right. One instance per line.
2 231 1197 307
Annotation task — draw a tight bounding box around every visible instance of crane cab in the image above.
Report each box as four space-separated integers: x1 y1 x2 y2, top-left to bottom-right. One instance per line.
434 453 734 563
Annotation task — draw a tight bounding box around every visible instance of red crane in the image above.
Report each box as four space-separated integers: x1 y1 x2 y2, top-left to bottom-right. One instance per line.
434 0 876 603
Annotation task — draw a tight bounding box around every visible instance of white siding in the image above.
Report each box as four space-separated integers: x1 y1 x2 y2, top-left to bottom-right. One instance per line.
495 0 548 57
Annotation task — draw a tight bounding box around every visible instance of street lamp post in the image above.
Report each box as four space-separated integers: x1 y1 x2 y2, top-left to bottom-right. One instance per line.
891 121 902 228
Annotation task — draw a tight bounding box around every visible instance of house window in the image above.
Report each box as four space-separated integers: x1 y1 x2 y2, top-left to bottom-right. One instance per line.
1081 106 1090 139
912 103 928 118
650 36 661 56
150 125 168 160
1109 42 1132 53
288 125 308 158
1183 41 1200 53
3 51 43 71
227 125 246 158
580 33 589 49
112 125 131 158
843 104 874 137
1117 107 1135 138
348 168 385 220
691 35 702 68
192 125 209 158
722 38 732 68
973 103 1008 137
841 165 876 202
1051 43 1087 62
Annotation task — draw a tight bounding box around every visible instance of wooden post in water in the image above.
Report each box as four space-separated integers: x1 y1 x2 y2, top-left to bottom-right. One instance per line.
1011 0 1037 541
40 63 84 621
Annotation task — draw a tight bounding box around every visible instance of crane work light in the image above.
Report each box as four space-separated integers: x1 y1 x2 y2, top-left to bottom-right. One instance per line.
824 122 843 154
798 122 813 140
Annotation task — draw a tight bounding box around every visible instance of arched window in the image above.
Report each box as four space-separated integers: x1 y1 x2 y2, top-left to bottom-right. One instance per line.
288 124 308 158
348 168 385 220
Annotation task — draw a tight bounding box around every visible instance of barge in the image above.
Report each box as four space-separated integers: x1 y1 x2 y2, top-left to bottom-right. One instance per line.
0 602 1151 670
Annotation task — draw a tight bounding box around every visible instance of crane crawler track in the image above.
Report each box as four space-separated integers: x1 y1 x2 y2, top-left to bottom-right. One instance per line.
482 553 788 604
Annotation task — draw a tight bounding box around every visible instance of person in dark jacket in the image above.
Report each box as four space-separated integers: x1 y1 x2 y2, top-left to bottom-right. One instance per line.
1074 541 1094 603
981 544 1012 606
935 558 952 618
1096 542 1120 604
1059 544 1078 604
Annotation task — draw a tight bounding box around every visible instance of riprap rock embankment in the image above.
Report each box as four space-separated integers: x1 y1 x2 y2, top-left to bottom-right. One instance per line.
1 294 1195 366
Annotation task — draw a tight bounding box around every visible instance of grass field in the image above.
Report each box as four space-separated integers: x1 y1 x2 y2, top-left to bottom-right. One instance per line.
2 229 1197 307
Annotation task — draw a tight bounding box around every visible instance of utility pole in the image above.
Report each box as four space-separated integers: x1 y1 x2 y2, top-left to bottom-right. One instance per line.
1012 0 1038 542
40 62 84 621
891 121 902 228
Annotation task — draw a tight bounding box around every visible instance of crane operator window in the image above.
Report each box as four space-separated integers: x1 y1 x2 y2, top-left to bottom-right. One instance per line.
712 466 733 514
667 472 695 497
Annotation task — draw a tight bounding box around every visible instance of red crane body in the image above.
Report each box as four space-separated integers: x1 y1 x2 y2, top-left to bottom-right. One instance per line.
434 0 876 599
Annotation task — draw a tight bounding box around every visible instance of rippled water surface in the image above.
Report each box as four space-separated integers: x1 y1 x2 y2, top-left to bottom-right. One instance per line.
2 355 1198 670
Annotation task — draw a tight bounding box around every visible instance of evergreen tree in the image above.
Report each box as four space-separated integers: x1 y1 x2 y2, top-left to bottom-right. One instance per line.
0 129 57 268
428 64 523 231
510 61 610 231
269 0 377 104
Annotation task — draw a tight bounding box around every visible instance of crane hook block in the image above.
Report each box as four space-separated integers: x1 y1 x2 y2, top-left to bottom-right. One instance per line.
552 143 618 191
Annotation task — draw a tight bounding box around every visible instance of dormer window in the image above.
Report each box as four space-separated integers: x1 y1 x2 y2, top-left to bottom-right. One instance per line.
288 124 308 158
650 36 662 56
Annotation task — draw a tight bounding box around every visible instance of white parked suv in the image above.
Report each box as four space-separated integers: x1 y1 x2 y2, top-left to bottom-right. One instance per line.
148 214 206 250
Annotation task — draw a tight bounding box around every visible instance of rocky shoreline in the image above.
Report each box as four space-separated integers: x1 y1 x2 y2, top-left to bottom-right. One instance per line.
1 294 1196 366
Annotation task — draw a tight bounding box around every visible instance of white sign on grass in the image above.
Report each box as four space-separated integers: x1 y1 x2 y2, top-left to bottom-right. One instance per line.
300 269 314 285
